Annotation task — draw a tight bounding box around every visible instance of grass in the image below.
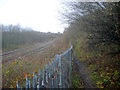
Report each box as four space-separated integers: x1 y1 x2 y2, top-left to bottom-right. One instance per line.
71 58 84 88
2 39 69 88
73 36 120 88
2 41 47 53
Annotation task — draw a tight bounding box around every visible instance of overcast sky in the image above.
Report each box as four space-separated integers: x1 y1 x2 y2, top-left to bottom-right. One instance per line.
0 0 66 33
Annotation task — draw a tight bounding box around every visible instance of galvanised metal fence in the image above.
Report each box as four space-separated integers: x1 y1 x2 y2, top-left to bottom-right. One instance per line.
17 44 73 89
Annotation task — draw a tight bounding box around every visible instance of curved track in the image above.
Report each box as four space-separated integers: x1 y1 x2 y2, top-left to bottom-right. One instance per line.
1 40 55 64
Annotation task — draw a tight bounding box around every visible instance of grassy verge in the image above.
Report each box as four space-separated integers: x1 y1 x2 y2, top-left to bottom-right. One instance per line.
2 42 37 53
72 37 120 88
2 40 51 53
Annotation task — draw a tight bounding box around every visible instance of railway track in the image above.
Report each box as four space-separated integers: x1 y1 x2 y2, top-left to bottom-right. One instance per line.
1 40 55 63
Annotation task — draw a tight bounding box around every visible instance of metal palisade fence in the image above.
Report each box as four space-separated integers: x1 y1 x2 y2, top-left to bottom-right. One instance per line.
17 43 73 89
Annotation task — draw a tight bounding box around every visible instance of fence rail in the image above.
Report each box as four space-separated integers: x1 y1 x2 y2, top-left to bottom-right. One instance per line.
17 44 73 89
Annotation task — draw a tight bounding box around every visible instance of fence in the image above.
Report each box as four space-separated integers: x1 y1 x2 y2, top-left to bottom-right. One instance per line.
17 44 73 89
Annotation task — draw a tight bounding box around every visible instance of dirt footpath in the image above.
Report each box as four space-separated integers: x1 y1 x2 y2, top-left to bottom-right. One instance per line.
73 51 96 88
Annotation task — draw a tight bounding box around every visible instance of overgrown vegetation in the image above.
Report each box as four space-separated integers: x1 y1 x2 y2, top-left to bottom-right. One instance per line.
62 2 120 88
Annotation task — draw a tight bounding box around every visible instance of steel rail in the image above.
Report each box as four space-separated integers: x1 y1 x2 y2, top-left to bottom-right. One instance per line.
2 40 55 63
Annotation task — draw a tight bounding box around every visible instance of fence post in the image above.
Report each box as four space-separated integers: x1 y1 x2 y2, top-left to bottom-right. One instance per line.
39 69 42 88
33 72 38 89
29 80 31 89
48 62 51 88
46 64 49 84
51 60 53 74
55 58 57 73
35 75 37 88
49 60 53 88
69 46 72 87
59 55 62 88
54 73 58 88
56 55 59 88
51 76 53 88
63 76 65 88
33 72 35 89
26 76 29 89
17 81 20 90
62 63 66 88
51 74 54 88
43 66 46 86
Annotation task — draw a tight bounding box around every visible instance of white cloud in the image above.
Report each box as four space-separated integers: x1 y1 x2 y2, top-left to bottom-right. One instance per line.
0 0 65 33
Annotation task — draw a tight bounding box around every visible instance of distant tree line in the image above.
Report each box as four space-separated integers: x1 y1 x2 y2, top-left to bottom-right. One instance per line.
62 2 120 51
2 24 59 51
